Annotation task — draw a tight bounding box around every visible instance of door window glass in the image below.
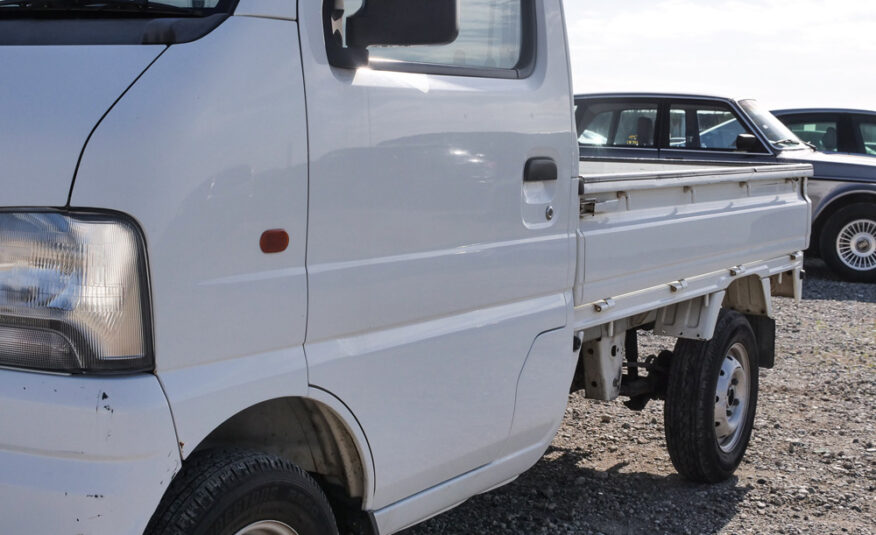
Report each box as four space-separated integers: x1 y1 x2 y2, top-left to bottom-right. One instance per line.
668 104 753 150
578 111 611 145
858 121 876 155
576 101 658 148
785 119 840 152
357 0 524 70
614 109 657 147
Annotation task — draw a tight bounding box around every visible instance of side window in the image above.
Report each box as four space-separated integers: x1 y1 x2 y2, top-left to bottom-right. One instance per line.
668 103 752 150
359 0 525 70
576 102 658 148
856 120 876 156
784 118 840 152
578 111 611 145
614 109 658 147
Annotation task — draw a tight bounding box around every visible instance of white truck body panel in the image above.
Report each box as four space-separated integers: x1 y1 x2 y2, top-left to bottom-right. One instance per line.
0 2 812 534
574 161 811 319
0 46 163 206
70 16 313 465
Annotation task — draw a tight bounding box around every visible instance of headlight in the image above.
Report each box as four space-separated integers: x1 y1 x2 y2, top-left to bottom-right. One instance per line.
0 211 151 373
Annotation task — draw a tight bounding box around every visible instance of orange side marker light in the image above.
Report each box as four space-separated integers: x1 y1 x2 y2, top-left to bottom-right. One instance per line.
260 229 289 254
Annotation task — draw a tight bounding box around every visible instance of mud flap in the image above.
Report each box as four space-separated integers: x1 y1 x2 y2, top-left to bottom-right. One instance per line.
745 314 776 369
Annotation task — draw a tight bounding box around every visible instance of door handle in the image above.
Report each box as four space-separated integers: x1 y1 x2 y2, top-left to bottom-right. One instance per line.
524 157 558 182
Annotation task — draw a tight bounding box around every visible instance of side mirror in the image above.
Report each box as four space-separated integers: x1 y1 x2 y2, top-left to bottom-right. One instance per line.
324 0 459 69
735 133 761 153
348 0 458 48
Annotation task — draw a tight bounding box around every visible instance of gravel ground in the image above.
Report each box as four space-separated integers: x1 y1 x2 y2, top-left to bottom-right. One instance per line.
403 259 875 535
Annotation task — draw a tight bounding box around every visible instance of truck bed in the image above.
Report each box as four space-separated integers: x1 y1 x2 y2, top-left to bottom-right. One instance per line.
574 159 812 333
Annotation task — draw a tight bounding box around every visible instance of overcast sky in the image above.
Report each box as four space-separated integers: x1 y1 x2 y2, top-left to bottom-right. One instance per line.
564 0 876 111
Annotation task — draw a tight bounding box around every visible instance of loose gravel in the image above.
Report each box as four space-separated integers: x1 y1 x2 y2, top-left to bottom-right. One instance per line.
403 259 875 535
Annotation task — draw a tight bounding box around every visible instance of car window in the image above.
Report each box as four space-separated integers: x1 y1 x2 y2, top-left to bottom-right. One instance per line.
857 121 876 156
615 108 658 147
784 119 840 152
578 111 611 145
739 100 804 149
668 103 753 150
358 0 524 71
576 101 658 148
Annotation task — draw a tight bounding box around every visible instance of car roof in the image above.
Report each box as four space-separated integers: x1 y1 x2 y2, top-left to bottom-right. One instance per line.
772 108 876 116
574 92 752 102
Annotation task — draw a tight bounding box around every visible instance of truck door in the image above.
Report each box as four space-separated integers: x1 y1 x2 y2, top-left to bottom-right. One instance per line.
299 0 575 509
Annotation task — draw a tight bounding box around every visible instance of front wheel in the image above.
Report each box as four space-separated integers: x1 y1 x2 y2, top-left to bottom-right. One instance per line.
664 310 759 483
145 449 339 535
820 203 876 283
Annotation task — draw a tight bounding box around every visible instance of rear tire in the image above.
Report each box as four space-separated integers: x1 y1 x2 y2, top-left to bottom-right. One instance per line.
819 203 876 282
145 449 339 535
664 310 759 483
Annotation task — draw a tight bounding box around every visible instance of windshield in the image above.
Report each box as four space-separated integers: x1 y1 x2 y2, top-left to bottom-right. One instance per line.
0 0 232 17
738 99 807 149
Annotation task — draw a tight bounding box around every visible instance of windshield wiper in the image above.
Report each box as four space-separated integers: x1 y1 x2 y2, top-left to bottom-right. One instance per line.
0 0 201 16
771 138 804 148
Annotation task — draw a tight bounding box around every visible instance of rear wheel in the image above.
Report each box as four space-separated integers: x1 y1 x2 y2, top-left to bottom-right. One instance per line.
664 310 759 483
145 449 339 535
820 203 876 282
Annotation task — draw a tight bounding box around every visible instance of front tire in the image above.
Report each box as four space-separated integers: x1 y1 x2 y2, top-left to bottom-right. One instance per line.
145 449 339 535
819 203 876 283
664 310 759 483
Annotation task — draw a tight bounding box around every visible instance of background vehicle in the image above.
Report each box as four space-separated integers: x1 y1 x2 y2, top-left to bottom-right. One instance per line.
0 3 810 535
576 93 876 282
773 108 876 157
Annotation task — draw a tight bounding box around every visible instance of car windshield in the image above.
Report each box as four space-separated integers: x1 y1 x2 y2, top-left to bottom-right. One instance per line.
739 100 806 149
0 0 231 16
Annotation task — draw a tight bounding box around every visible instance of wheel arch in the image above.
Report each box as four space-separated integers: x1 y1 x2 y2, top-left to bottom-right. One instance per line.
722 275 776 368
722 275 772 318
812 187 876 253
185 393 375 511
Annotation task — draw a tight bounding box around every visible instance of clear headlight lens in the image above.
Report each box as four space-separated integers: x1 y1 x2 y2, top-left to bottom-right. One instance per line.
0 212 151 373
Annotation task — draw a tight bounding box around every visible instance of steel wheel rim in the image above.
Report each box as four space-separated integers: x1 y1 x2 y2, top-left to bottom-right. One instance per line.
714 342 750 453
836 218 876 272
234 521 299 535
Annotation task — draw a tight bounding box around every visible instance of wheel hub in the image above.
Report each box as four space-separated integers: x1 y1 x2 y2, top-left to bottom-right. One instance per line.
837 219 876 271
234 521 299 535
714 342 750 453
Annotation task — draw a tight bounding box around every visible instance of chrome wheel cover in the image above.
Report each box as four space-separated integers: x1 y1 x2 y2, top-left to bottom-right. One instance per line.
836 218 876 272
714 342 750 453
234 521 299 535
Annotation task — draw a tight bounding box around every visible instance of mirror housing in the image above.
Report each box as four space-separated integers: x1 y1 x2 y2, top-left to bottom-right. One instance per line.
348 0 458 48
735 133 761 153
324 0 458 69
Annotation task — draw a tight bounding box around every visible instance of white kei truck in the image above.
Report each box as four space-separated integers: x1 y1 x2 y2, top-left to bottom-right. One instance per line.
0 1 811 534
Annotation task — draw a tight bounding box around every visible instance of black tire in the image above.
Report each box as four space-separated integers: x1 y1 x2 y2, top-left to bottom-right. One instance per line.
664 310 759 483
145 449 339 535
819 203 876 283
